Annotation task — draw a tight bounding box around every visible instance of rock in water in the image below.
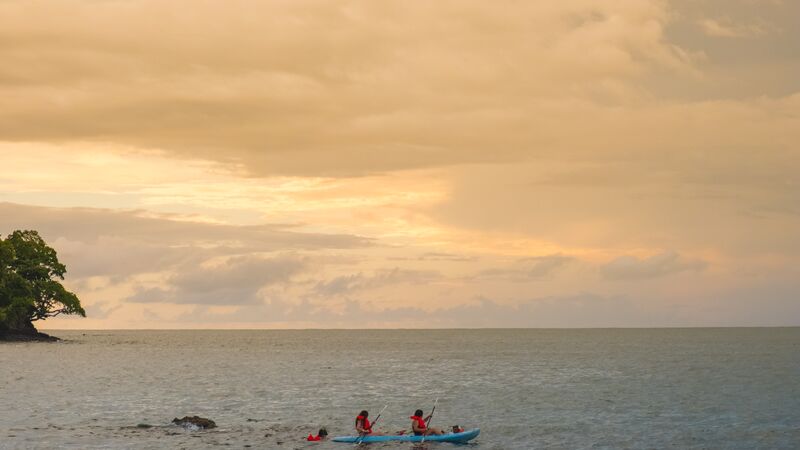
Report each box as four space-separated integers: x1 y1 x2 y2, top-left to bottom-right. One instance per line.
0 325 59 342
172 416 216 429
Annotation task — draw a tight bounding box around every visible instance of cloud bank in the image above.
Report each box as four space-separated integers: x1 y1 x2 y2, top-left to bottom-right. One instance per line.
1 0 798 327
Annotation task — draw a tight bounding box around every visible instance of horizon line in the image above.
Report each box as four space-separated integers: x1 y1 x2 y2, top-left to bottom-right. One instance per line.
40 326 800 331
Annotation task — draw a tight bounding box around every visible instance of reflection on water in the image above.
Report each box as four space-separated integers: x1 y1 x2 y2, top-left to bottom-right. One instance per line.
1 328 799 449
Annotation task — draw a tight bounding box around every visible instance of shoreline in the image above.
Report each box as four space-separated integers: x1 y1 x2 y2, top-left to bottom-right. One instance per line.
0 330 59 342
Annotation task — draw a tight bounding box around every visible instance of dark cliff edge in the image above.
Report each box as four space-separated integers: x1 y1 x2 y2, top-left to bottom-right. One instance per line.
0 324 59 342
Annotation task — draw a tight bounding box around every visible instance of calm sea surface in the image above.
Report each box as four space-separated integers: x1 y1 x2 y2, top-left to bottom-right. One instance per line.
1 329 799 449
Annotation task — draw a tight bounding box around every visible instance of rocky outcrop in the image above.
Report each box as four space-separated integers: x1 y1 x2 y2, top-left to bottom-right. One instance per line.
0 324 59 342
172 416 217 429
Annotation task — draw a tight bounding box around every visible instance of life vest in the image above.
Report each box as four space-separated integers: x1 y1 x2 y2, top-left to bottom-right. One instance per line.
356 415 372 433
307 434 321 441
410 415 426 430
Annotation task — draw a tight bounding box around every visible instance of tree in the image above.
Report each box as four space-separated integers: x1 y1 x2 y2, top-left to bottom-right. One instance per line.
0 230 84 336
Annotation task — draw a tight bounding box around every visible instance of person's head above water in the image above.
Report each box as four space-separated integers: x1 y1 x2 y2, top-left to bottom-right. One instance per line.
414 409 424 417
318 428 328 437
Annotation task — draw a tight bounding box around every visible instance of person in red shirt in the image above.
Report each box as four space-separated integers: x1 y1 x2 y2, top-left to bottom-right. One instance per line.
306 428 328 441
410 409 445 436
355 410 385 436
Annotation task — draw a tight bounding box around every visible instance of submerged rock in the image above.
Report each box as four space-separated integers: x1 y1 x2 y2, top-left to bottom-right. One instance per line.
172 416 217 429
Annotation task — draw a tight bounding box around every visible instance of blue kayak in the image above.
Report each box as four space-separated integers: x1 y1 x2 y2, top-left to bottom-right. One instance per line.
332 428 480 444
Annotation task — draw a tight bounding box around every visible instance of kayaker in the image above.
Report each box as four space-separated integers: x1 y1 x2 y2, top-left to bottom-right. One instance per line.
410 409 445 436
306 428 328 441
355 410 385 436
452 425 464 433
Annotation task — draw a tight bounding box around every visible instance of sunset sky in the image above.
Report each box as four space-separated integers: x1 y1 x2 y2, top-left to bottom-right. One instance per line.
1 0 798 328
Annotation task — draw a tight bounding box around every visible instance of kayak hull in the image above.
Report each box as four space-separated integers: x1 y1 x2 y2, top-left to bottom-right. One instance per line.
332 428 480 443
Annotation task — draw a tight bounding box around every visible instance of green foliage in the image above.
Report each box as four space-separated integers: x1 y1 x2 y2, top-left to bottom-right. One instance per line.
0 230 84 332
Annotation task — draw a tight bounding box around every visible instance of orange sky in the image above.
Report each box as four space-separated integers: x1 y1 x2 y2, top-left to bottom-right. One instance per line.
1 0 798 328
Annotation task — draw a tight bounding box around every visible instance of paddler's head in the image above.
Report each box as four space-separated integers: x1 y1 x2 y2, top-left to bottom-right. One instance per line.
414 409 423 417
359 410 369 418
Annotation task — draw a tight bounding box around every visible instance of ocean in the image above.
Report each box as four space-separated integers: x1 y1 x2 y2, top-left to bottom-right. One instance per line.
1 329 798 449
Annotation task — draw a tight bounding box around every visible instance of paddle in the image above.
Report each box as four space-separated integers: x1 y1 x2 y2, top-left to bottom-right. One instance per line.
425 398 438 427
420 397 439 444
355 404 387 445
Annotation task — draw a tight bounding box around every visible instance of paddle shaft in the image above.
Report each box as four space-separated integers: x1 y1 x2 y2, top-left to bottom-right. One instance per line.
356 404 388 445
420 398 439 444
370 405 388 429
425 399 438 427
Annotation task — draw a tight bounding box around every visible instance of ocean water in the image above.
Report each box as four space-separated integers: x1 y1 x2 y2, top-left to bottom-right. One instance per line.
1 328 799 449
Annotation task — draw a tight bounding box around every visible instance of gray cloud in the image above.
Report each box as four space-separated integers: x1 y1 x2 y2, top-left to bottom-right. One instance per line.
432 161 800 258
696 17 768 38
0 202 370 281
0 0 717 177
388 252 475 262
84 301 123 320
0 201 372 311
174 293 662 328
475 254 574 281
1 1 798 328
0 202 369 250
313 268 442 296
601 251 706 280
51 236 205 281
128 255 306 305
434 294 650 328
